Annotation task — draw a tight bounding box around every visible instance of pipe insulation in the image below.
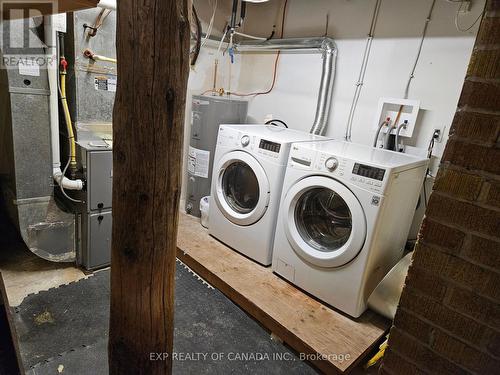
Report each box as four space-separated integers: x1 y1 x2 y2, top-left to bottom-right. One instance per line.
44 16 83 191
234 37 337 136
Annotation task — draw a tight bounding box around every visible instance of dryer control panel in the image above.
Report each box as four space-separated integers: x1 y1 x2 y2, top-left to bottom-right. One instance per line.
217 126 286 161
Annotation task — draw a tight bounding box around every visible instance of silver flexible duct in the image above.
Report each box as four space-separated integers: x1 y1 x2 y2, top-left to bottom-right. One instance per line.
234 37 337 135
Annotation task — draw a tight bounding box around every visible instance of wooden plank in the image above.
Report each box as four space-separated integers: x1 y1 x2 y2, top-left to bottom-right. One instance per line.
108 0 190 374
176 212 390 374
0 272 23 374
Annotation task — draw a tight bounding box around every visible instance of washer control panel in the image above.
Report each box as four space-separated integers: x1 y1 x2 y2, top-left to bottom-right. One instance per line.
324 157 338 171
289 146 386 194
319 152 385 193
352 163 385 181
316 152 347 179
241 135 250 147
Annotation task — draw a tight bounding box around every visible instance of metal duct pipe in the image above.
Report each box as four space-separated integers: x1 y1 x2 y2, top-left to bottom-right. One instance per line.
0 18 77 262
234 37 337 135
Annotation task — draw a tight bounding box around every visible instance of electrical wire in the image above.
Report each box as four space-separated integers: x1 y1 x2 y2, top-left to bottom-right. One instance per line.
265 119 288 128
230 0 288 97
199 25 229 96
421 131 438 208
200 0 217 49
344 0 382 141
84 8 112 38
217 26 229 55
233 31 266 41
229 54 280 96
201 89 215 96
454 1 485 32
427 132 436 159
404 0 436 99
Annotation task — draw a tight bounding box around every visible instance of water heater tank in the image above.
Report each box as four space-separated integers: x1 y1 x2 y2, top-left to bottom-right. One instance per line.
185 95 248 217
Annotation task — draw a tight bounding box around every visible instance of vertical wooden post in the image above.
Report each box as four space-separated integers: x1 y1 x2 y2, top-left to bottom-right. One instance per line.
109 0 190 373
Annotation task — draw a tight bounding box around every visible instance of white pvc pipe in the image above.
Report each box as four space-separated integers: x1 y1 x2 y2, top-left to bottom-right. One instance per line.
44 16 59 171
44 15 84 191
53 170 84 190
233 31 266 41
98 0 117 10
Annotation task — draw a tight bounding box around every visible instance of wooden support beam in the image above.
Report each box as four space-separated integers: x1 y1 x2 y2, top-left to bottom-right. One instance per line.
109 0 190 374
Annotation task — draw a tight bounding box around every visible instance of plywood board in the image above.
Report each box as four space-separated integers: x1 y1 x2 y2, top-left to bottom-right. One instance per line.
176 212 390 374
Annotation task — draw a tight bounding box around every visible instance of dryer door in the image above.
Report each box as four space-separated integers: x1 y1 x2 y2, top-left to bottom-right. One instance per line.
214 150 270 226
283 176 366 268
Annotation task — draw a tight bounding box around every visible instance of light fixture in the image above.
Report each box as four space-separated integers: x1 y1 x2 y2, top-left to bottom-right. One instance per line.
242 0 270 3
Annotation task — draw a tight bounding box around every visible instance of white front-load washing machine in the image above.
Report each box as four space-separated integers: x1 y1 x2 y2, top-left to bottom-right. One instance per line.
272 140 429 317
208 124 327 266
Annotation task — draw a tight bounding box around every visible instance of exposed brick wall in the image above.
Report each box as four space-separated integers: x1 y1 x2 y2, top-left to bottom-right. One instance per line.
380 1 500 374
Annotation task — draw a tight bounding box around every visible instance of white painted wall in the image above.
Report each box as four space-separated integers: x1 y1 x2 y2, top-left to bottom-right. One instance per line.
183 0 484 202
234 0 483 174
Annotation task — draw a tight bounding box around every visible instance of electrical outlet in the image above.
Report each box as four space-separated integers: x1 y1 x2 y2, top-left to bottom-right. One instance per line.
433 127 445 143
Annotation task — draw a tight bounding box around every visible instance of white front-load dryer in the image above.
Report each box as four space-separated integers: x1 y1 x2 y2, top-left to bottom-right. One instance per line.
208 124 327 266
272 140 429 317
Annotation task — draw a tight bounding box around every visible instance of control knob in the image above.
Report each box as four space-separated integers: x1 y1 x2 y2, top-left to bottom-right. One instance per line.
241 135 250 147
325 157 338 171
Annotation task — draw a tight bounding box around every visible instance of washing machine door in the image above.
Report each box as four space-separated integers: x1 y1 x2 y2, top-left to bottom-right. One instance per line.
283 176 366 268
214 150 270 226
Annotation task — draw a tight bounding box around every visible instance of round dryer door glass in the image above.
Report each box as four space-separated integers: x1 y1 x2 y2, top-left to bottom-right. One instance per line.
294 188 352 252
222 161 260 214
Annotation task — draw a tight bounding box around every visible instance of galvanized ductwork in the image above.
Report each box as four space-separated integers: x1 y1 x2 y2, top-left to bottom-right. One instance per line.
0 19 76 262
234 37 337 136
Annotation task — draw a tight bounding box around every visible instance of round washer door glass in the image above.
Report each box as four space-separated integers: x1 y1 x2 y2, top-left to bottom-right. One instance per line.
295 188 352 252
283 176 366 268
222 161 259 214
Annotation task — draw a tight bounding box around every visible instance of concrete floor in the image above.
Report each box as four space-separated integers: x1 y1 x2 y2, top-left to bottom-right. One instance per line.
0 208 86 307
